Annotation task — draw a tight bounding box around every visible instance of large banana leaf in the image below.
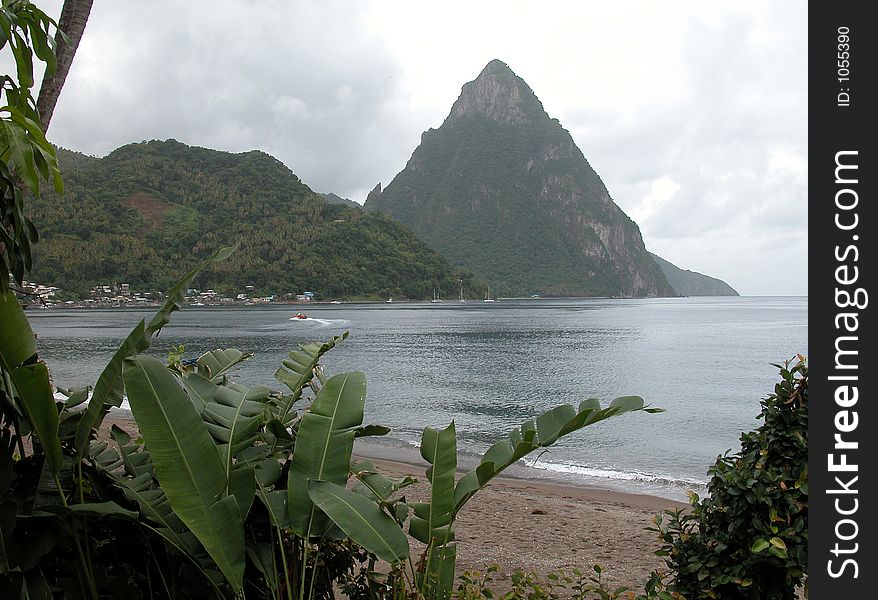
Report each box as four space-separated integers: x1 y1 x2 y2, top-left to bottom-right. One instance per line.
0 294 62 474
194 378 269 521
351 460 417 503
122 355 245 595
92 430 188 536
308 480 409 563
202 384 267 470
423 544 457 600
180 372 217 413
109 425 153 478
408 423 458 600
0 290 36 366
286 372 366 538
453 396 648 514
10 363 61 474
409 422 456 546
273 333 348 423
73 244 238 459
196 349 253 383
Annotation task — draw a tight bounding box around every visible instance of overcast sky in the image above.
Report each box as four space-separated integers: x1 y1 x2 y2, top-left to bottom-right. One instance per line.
36 0 807 296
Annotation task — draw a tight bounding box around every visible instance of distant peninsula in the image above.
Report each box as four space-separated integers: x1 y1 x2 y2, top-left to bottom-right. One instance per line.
649 252 739 296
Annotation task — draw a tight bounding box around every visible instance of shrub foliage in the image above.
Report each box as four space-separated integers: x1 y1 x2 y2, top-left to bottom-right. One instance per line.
653 358 808 599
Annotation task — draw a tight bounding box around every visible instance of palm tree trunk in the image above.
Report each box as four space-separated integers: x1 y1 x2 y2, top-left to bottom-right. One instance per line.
36 0 94 132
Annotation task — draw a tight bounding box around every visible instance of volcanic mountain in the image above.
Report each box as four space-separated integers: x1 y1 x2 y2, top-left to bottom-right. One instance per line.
365 59 675 297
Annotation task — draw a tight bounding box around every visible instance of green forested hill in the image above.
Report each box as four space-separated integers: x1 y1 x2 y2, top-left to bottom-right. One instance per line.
27 140 462 299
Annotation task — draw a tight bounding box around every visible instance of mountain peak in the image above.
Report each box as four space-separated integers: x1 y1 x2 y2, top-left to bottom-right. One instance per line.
366 62 675 298
449 60 545 124
480 59 515 76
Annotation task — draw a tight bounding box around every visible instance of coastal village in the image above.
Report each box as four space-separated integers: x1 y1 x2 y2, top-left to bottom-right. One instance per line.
16 278 317 308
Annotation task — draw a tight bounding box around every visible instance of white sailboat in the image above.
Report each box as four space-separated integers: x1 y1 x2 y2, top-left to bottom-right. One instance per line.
483 287 496 303
431 288 443 303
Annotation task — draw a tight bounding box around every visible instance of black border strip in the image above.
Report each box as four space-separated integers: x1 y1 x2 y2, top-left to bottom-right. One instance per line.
809 2 875 595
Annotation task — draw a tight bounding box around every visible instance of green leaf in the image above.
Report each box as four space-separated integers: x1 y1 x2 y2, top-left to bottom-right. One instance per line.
253 458 282 487
273 333 348 422
750 539 769 553
769 537 787 551
68 501 138 519
424 543 457 600
61 386 90 409
257 489 290 529
352 468 416 503
354 424 391 438
180 372 217 413
308 480 409 563
0 289 36 366
409 422 456 545
196 349 253 383
0 119 39 196
123 355 245 594
453 396 647 514
201 384 265 481
286 371 366 538
10 362 61 473
228 465 256 522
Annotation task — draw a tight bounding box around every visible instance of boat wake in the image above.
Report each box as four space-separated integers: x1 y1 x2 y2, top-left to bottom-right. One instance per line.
289 317 347 326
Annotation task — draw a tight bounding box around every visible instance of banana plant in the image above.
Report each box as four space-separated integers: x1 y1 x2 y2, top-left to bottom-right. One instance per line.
273 333 348 425
309 395 660 600
1 245 241 599
122 355 247 597
409 423 457 598
0 291 62 478
286 371 367 540
421 396 658 600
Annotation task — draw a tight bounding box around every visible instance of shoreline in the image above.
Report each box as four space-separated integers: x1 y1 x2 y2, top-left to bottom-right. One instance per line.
360 454 685 513
101 412 684 590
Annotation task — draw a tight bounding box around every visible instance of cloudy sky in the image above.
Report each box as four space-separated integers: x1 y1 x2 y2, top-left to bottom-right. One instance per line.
35 0 807 296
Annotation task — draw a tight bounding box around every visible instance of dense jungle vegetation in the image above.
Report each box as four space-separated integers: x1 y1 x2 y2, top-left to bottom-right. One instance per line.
26 141 469 299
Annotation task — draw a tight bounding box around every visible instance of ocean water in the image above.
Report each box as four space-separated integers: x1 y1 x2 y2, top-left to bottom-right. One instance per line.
28 296 807 501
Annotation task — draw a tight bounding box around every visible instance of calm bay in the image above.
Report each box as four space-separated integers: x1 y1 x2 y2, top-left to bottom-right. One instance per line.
29 296 807 501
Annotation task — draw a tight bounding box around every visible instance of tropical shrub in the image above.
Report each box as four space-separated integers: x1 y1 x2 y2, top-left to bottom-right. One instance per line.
652 358 808 599
455 564 681 600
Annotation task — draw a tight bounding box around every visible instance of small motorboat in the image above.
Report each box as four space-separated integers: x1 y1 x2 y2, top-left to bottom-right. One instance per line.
293 312 308 319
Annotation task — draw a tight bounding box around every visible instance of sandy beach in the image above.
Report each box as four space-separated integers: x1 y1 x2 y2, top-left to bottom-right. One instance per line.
100 413 684 593
360 456 684 592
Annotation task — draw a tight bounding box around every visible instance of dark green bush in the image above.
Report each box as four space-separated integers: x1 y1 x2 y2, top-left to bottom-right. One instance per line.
455 564 682 600
653 357 808 599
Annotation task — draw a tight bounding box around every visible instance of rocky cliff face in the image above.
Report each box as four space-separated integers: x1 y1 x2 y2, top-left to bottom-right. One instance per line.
365 60 674 297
